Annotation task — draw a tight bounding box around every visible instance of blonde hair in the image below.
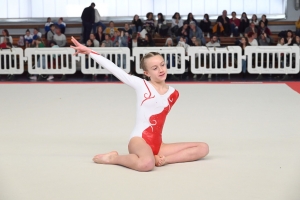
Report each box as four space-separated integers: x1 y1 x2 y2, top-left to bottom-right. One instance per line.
140 52 162 71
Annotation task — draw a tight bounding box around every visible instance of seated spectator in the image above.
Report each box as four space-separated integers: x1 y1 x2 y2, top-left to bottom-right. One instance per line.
139 33 155 47
239 12 249 37
177 36 190 53
191 36 201 46
105 21 118 38
214 10 230 36
230 11 240 37
24 29 33 48
95 26 105 44
102 34 113 47
90 33 99 47
53 26 66 47
250 14 259 26
258 33 271 46
257 21 271 37
155 13 168 36
47 24 56 44
45 17 53 33
259 14 268 27
56 17 66 34
247 32 258 46
124 23 133 37
113 30 128 47
128 32 139 51
189 21 206 45
171 12 183 36
0 29 13 44
185 13 198 26
240 37 250 76
34 37 45 48
131 14 143 33
32 28 42 40
93 7 106 33
295 17 300 36
164 38 173 47
285 30 294 46
293 35 300 46
199 14 211 38
245 22 258 38
0 38 10 48
143 12 155 36
111 31 118 42
176 21 189 41
206 35 220 47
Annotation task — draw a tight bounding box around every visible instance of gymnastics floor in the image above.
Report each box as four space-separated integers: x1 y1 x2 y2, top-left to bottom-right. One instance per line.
0 82 300 200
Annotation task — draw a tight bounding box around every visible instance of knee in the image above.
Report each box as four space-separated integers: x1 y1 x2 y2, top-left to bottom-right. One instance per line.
198 142 209 158
137 157 155 172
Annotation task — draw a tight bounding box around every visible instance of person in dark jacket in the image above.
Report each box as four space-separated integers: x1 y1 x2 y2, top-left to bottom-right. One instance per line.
81 3 95 43
216 10 230 36
200 14 211 38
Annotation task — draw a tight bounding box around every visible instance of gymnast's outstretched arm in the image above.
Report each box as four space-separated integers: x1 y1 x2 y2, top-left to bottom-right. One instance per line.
71 36 141 89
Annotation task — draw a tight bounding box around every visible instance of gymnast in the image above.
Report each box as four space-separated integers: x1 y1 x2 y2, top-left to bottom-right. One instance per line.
71 37 209 172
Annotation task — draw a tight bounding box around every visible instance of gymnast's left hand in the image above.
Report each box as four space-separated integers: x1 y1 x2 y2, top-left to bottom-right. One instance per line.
70 36 92 55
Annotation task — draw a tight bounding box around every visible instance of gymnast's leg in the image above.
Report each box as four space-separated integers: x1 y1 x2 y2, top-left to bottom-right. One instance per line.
155 142 209 166
93 137 155 172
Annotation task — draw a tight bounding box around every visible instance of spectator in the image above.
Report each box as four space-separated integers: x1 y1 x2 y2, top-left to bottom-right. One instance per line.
230 11 240 37
102 34 113 47
260 14 268 27
206 35 221 79
257 21 271 37
124 23 133 37
139 33 155 47
93 7 106 33
177 36 190 53
293 35 300 46
0 38 9 48
176 21 189 41
24 29 33 48
247 32 258 46
32 28 42 40
90 33 99 47
105 21 119 38
113 30 128 47
95 26 105 44
206 35 220 47
0 29 13 44
56 17 66 34
285 30 294 46
190 36 201 46
45 17 53 33
155 13 168 36
258 33 271 46
131 14 143 33
185 13 198 26
239 12 249 37
240 36 250 76
245 22 258 38
128 32 139 51
81 3 95 43
250 14 259 26
295 16 300 36
189 21 206 45
171 12 183 30
47 24 56 43
84 39 94 77
164 37 173 47
215 10 230 36
199 14 211 38
111 31 118 42
53 26 66 47
143 12 155 36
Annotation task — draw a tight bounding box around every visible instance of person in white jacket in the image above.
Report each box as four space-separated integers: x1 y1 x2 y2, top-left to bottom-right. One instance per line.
93 8 106 34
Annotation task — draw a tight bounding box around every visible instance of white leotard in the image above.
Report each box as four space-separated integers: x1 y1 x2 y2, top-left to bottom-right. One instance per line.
90 52 179 154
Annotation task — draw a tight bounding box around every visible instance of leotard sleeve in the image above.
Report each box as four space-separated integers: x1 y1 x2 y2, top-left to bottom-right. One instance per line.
89 51 141 89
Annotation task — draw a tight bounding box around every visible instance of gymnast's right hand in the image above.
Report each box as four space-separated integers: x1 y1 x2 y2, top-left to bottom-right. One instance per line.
70 36 92 55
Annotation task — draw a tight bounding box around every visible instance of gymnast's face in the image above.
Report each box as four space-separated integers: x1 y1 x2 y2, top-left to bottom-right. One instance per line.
144 55 167 82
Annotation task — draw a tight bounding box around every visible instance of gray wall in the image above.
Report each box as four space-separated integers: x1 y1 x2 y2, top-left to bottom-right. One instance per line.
282 0 299 21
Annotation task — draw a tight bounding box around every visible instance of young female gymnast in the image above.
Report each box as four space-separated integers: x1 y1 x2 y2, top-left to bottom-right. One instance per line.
71 37 209 172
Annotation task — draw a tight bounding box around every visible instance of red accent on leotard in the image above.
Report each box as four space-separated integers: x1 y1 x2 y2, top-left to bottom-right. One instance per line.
141 80 155 106
142 90 179 155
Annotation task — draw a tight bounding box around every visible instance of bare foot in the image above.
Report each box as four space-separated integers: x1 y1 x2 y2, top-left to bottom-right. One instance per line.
93 151 118 164
155 155 166 167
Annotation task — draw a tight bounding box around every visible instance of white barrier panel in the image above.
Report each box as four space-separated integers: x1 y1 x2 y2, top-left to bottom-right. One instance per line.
245 46 300 74
132 47 188 74
188 46 242 74
25 48 79 75
80 47 131 74
0 48 24 75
